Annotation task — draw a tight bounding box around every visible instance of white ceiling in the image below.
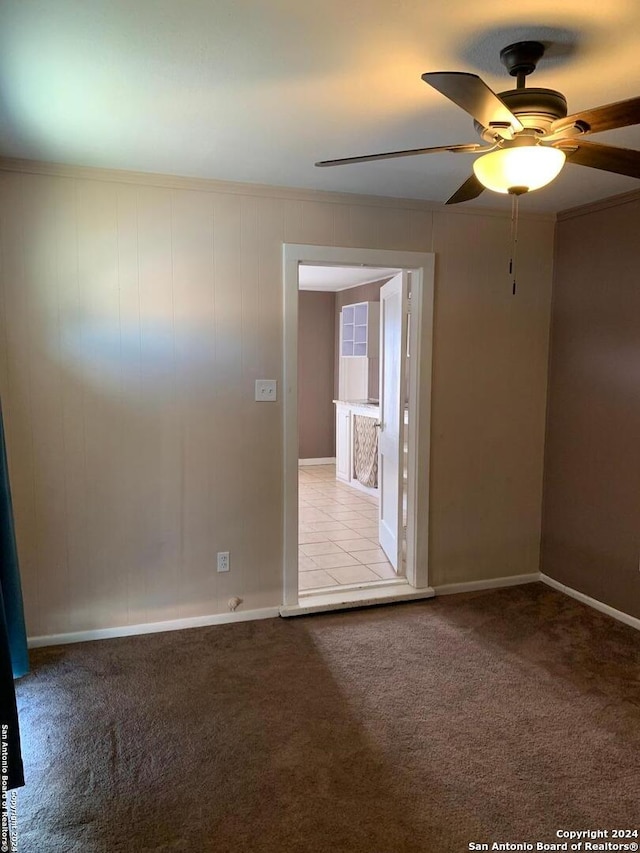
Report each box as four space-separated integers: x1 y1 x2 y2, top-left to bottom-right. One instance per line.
0 1 638 213
299 266 398 291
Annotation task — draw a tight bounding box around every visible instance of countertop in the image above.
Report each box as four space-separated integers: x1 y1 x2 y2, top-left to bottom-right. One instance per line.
333 399 379 408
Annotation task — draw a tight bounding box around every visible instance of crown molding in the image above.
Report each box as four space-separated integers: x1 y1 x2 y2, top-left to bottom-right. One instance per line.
0 156 555 221
557 187 640 222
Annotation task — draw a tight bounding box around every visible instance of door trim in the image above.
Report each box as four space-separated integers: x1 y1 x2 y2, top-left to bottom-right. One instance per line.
282 244 435 608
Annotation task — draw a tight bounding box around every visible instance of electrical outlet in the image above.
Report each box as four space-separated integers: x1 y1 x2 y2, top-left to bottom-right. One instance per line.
217 551 230 573
255 379 277 402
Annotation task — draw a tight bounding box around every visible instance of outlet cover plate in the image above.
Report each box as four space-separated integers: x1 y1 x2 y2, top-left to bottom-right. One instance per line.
255 380 277 402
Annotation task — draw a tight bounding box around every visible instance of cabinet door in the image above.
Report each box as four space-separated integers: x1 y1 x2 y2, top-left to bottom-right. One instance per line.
335 407 351 482
341 357 369 401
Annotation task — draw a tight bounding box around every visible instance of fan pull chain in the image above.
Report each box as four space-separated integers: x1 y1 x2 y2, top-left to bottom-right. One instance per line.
509 192 520 295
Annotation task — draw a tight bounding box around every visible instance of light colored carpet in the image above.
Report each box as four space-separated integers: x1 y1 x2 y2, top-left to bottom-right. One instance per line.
16 584 640 852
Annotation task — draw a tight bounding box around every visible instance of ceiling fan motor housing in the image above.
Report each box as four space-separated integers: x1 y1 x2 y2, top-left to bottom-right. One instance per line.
500 41 546 79
475 88 568 142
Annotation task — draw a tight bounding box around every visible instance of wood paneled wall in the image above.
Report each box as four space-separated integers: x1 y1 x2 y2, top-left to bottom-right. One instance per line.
0 165 555 637
542 195 640 619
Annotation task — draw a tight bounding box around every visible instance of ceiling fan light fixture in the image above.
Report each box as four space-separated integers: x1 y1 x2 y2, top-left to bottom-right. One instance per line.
473 145 566 194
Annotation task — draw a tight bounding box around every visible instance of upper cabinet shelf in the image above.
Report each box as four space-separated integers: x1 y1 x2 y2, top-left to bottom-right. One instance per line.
340 301 380 358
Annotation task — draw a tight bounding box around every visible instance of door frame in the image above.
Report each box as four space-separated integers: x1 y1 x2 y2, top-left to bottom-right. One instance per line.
282 244 435 608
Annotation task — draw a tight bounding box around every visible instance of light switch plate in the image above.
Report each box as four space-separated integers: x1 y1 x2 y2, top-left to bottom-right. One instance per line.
255 380 277 402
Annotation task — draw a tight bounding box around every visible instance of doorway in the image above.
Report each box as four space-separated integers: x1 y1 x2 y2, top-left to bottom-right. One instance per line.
298 264 400 593
282 245 435 615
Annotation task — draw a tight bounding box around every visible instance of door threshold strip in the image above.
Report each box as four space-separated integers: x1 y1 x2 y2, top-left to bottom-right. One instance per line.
280 581 435 617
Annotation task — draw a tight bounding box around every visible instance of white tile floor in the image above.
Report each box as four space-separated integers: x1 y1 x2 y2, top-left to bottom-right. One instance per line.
298 464 397 592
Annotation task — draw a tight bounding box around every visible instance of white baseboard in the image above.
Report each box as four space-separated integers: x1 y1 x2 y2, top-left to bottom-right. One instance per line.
27 573 639 650
298 457 336 466
28 606 281 649
433 573 540 596
434 571 640 633
540 573 640 632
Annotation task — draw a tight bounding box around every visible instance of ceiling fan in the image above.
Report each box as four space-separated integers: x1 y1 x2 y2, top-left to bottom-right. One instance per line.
316 41 640 204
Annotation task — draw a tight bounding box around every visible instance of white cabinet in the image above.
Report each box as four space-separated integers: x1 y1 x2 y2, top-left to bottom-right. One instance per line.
340 302 379 358
334 401 380 493
335 403 351 482
338 301 380 401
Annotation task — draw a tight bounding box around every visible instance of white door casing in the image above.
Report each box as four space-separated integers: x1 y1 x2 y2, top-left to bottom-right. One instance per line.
282 244 434 610
378 271 408 572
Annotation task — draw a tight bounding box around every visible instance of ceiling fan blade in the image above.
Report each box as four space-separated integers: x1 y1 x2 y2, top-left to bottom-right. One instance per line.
422 72 523 138
445 174 485 205
550 96 640 136
551 139 640 179
315 143 486 167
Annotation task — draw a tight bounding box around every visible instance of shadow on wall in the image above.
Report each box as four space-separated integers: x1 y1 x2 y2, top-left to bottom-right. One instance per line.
1 177 283 638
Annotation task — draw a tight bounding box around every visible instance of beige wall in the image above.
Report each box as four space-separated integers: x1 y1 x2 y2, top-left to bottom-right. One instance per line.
541 194 640 619
298 291 335 459
426 209 554 585
0 163 555 637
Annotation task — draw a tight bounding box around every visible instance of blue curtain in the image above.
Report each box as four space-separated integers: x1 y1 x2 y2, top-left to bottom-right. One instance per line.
0 402 27 789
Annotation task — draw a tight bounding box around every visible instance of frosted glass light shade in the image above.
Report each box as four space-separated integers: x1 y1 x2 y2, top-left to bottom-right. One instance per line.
473 146 566 194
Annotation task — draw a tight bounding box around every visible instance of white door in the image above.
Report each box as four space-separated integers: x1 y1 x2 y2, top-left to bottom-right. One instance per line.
378 271 408 571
